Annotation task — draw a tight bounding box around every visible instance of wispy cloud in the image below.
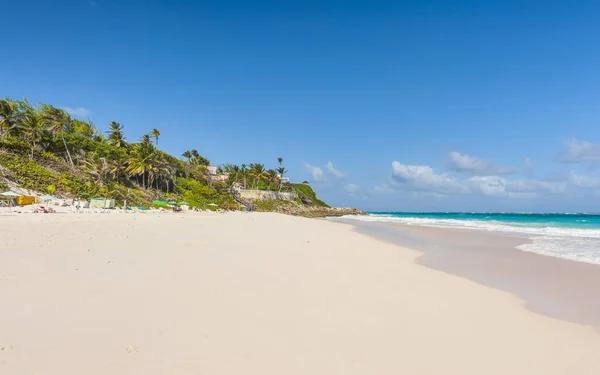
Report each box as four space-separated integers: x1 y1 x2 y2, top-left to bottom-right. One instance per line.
64 107 91 117
386 161 568 199
303 163 326 182
447 151 519 175
88 0 98 6
559 139 600 164
325 161 346 179
570 172 600 188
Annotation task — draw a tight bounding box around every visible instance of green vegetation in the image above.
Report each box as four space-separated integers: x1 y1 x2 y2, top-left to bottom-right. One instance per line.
0 96 328 209
291 183 329 207
254 199 300 212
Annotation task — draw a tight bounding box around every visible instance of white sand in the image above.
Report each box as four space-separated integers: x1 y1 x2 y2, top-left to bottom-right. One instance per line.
1 212 600 374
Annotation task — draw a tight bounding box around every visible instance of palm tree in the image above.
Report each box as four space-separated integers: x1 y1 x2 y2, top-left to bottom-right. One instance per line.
190 149 210 166
224 164 241 187
41 105 74 166
146 154 173 190
240 164 248 189
276 157 287 192
182 151 192 163
20 113 46 159
149 128 160 148
140 133 152 146
106 121 126 148
0 98 23 138
80 155 116 187
265 169 277 189
276 166 288 191
249 163 267 190
125 143 155 189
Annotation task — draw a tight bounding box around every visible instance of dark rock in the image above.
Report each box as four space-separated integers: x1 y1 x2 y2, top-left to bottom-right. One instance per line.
300 196 313 206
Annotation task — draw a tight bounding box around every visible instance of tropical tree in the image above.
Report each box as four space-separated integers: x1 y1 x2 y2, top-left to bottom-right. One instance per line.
149 128 160 148
190 149 210 166
41 105 74 165
249 163 268 189
224 164 241 187
106 121 126 148
71 119 95 138
182 150 192 163
20 113 47 159
140 133 152 146
0 98 23 138
240 164 248 189
146 153 174 190
80 155 117 187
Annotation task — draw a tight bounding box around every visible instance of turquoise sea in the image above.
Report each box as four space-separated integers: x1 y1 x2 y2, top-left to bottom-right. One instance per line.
339 212 600 264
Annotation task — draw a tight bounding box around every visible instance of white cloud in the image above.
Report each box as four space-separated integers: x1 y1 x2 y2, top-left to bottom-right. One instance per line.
64 107 91 117
303 163 326 182
465 176 508 198
559 139 600 164
447 151 519 175
325 161 346 179
387 160 569 199
570 172 600 188
466 176 567 198
391 162 467 194
345 184 360 194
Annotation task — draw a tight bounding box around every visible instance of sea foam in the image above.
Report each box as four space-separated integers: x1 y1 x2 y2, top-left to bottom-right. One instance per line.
337 214 600 265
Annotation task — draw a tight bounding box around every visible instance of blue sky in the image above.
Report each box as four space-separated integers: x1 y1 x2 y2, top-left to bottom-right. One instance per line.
2 0 600 212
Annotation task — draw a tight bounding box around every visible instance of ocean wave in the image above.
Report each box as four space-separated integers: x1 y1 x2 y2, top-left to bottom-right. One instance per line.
337 214 600 265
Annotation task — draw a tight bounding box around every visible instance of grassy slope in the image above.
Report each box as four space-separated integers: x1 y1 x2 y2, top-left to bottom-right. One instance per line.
291 183 329 207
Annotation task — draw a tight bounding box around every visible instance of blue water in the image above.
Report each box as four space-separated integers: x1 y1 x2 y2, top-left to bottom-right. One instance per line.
371 212 600 229
338 212 600 265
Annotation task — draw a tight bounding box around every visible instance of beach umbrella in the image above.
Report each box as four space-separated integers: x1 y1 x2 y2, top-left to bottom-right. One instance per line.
1 191 20 197
179 201 188 206
1 191 20 212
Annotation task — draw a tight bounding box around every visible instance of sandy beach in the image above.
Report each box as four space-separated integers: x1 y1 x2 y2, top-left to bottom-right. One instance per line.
2 212 600 374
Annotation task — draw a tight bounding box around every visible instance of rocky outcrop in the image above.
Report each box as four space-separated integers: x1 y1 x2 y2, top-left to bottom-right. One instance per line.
286 206 367 218
300 196 313 206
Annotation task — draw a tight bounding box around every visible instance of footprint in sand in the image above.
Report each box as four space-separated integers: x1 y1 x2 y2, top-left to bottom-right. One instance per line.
0 345 14 351
125 346 138 353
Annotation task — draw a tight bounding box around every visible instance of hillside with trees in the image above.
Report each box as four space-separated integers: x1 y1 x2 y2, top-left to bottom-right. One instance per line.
0 96 331 211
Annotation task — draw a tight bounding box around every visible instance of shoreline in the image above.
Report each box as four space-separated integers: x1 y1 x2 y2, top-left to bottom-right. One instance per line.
345 220 600 329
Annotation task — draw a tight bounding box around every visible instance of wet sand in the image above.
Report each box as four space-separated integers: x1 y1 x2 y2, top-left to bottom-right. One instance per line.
352 221 600 329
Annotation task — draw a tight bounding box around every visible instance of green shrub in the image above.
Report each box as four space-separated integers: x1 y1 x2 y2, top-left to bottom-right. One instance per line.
0 153 56 191
254 199 299 212
291 183 329 207
175 177 233 208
